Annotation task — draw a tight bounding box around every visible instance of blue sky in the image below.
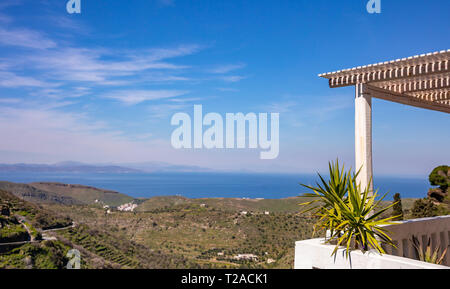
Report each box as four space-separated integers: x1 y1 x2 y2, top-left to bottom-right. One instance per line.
0 0 449 175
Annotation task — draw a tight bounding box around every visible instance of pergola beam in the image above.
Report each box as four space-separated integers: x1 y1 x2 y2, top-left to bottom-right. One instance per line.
363 84 450 114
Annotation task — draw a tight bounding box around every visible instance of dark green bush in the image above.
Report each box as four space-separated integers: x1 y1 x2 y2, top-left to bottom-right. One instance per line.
411 198 438 218
428 165 450 189
392 193 404 221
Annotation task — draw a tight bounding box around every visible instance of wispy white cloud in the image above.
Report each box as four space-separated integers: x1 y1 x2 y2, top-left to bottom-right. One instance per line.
102 89 189 105
216 87 239 92
168 97 202 103
142 45 202 62
147 103 190 118
0 27 57 49
29 87 91 99
0 12 253 167
209 63 246 74
0 105 148 162
46 15 90 35
262 101 299 113
139 73 191 83
261 95 352 128
0 98 20 104
4 45 199 86
0 14 205 106
0 101 204 165
0 71 53 88
221 75 246 82
134 132 154 140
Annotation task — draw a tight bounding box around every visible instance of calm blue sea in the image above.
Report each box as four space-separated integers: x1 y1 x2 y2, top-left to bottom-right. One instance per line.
0 172 429 200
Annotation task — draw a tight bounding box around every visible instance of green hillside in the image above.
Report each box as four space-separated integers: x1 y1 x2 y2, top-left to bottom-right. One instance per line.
0 189 185 268
136 195 310 213
29 182 133 207
135 196 191 211
0 189 72 231
0 189 73 268
0 181 81 205
48 201 316 268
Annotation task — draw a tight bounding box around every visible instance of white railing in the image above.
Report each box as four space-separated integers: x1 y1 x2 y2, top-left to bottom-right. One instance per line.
383 215 450 266
294 216 450 269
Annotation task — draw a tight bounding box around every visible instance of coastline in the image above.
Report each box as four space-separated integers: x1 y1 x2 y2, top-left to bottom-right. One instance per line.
0 171 429 201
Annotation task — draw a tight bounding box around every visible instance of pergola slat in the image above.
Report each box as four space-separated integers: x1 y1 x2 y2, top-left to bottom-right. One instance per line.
319 49 450 113
326 60 450 88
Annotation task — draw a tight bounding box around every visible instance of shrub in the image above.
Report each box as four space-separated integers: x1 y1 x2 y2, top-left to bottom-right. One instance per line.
0 223 29 243
411 198 438 218
392 193 404 221
300 160 399 258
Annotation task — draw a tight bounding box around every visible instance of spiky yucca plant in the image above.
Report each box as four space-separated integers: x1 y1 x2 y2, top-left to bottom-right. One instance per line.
411 235 448 265
300 160 400 258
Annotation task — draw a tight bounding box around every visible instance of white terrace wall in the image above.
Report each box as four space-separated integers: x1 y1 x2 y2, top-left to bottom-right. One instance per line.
383 215 450 266
294 238 448 269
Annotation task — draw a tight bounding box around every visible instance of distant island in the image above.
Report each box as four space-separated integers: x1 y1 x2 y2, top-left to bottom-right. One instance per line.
0 162 141 173
0 161 210 174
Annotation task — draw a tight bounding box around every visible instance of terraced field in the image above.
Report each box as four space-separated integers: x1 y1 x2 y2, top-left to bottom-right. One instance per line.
47 201 317 268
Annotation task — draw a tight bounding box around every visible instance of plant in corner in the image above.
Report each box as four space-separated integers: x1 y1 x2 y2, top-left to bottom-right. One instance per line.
410 235 448 265
299 160 400 258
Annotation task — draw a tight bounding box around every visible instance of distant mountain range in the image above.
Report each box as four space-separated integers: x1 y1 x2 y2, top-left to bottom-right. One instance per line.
0 161 211 173
0 162 142 173
120 161 211 173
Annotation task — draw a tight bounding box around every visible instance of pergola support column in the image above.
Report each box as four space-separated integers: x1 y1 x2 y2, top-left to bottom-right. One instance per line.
355 83 374 195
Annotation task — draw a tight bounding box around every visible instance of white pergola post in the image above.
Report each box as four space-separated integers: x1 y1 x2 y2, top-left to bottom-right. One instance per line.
355 84 374 195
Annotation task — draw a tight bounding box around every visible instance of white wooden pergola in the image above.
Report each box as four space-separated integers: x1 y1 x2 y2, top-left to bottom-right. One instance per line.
319 49 450 194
